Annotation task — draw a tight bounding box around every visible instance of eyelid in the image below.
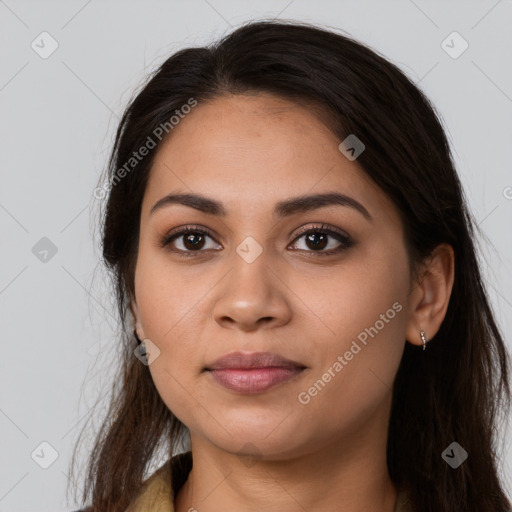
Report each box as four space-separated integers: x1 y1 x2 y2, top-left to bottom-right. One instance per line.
290 223 350 241
162 224 216 240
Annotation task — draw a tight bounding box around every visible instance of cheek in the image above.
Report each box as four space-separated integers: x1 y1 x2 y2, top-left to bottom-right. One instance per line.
133 255 215 422
293 246 408 422
292 239 409 350
293 310 405 444
134 245 203 339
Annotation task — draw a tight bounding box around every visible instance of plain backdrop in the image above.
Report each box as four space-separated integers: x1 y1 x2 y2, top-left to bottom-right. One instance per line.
1 1 511 510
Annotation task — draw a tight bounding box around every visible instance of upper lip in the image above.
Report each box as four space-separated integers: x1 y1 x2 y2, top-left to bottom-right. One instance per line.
204 351 306 371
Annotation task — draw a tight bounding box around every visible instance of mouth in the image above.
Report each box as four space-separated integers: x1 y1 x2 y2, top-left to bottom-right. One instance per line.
203 351 307 394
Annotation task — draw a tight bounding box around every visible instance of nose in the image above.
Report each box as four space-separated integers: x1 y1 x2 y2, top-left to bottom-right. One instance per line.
211 254 292 332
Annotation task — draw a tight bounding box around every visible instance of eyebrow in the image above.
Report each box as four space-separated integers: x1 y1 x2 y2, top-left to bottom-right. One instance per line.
149 191 372 221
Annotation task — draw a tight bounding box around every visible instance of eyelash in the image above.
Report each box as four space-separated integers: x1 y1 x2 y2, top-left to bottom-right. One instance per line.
158 223 353 259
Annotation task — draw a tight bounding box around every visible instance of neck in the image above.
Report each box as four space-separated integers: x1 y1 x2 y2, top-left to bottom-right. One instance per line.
174 406 397 512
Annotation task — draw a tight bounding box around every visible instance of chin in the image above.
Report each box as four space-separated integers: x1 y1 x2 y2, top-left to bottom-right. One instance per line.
198 424 313 461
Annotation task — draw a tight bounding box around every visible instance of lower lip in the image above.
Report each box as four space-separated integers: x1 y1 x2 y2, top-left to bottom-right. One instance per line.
207 367 305 394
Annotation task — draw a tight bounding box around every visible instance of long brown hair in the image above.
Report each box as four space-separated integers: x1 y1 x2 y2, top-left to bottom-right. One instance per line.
69 19 512 511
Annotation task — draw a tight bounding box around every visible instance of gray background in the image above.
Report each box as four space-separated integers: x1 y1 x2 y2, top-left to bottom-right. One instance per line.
1 0 511 510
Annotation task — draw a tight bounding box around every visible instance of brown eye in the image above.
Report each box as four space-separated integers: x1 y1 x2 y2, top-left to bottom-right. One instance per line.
289 224 353 256
160 226 221 256
303 232 329 250
181 232 206 250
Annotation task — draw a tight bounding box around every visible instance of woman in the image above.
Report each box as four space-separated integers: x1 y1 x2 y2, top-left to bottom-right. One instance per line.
70 19 512 512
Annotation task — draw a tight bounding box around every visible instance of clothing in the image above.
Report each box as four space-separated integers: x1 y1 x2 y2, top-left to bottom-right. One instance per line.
125 450 414 512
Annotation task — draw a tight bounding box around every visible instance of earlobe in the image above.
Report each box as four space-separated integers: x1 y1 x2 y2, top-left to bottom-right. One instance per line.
405 243 455 349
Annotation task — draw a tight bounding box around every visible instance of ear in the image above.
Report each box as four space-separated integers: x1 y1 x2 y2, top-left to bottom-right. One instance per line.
405 243 455 348
129 294 146 341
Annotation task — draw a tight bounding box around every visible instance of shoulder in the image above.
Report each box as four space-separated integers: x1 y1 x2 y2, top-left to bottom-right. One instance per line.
395 488 414 512
125 451 192 512
74 451 192 512
124 460 174 512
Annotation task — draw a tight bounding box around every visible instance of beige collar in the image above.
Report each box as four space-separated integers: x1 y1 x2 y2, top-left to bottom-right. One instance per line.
126 451 413 512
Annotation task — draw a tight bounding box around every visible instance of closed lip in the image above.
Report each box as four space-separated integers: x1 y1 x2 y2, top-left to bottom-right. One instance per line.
204 351 306 371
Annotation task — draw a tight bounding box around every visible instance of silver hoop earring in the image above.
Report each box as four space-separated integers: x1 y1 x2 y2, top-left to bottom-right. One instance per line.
420 330 427 351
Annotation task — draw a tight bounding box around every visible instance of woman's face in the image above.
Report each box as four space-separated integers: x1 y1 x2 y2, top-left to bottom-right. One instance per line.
132 92 417 459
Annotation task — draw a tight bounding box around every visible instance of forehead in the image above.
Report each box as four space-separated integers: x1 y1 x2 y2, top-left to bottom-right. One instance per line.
143 93 395 221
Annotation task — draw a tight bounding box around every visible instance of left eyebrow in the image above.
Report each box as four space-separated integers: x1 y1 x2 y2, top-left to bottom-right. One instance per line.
149 191 373 222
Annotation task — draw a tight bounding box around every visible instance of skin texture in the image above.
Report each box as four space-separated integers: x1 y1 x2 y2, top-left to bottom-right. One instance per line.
131 93 455 512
